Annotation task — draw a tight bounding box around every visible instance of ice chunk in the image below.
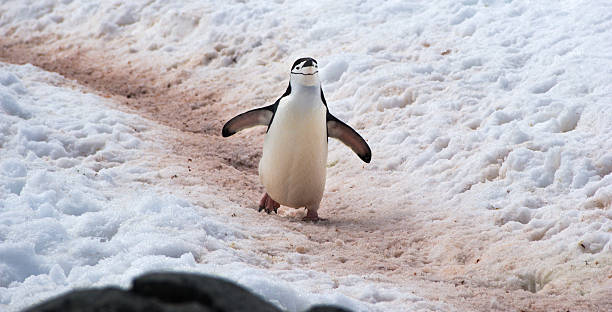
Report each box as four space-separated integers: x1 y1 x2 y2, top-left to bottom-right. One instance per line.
578 232 610 254
529 77 557 94
0 72 19 86
321 59 349 83
0 243 45 287
450 8 476 25
1 158 27 177
115 8 138 26
49 264 67 285
19 125 48 142
1 92 30 119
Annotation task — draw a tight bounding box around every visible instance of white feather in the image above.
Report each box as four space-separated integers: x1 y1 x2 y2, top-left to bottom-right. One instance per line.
258 85 328 210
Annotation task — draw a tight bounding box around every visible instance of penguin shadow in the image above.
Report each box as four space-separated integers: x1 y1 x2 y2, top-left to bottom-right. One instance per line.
250 206 327 225
271 206 390 229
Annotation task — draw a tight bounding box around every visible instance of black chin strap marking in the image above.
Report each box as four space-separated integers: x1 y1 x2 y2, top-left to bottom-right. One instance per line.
291 71 319 76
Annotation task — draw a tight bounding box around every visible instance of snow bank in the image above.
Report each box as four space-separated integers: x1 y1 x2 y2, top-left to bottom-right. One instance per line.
1 0 612 310
0 63 388 311
0 62 456 312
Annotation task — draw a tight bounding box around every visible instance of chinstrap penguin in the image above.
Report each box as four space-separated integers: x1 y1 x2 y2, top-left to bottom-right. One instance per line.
222 57 371 221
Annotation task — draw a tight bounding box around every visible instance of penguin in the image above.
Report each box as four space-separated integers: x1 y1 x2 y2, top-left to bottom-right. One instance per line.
222 57 371 221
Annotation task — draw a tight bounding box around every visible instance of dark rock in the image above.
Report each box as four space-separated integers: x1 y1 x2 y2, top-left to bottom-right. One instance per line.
130 272 279 312
306 305 353 312
23 272 353 312
22 287 193 312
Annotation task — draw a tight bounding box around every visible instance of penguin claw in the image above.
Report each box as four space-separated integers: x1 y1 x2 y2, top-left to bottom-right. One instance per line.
303 210 325 222
258 193 280 215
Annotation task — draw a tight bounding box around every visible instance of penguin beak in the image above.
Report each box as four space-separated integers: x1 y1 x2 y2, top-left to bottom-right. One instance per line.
301 66 318 75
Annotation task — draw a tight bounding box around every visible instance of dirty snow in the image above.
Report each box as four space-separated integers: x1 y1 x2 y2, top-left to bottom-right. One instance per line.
0 63 397 311
1 0 612 311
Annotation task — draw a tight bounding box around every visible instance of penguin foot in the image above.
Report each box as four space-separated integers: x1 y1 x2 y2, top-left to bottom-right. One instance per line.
258 193 280 214
302 210 325 222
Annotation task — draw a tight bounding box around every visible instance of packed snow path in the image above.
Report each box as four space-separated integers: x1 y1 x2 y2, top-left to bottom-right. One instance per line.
1 1 612 311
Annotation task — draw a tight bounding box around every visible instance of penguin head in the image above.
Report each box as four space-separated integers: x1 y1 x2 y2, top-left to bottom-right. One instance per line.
290 57 319 87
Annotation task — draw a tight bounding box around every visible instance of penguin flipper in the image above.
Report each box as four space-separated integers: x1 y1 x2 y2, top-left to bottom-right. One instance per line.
222 105 275 137
326 113 372 163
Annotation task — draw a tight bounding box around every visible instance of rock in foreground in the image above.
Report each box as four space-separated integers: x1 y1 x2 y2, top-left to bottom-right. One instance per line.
24 272 351 312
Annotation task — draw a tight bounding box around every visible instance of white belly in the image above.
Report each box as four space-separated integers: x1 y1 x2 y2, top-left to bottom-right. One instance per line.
259 95 328 208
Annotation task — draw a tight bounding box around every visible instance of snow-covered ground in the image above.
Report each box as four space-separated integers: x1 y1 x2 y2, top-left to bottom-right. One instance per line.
1 0 612 311
0 63 398 311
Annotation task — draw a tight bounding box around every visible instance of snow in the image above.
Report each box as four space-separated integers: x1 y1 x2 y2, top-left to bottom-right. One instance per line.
0 63 386 311
1 0 612 311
